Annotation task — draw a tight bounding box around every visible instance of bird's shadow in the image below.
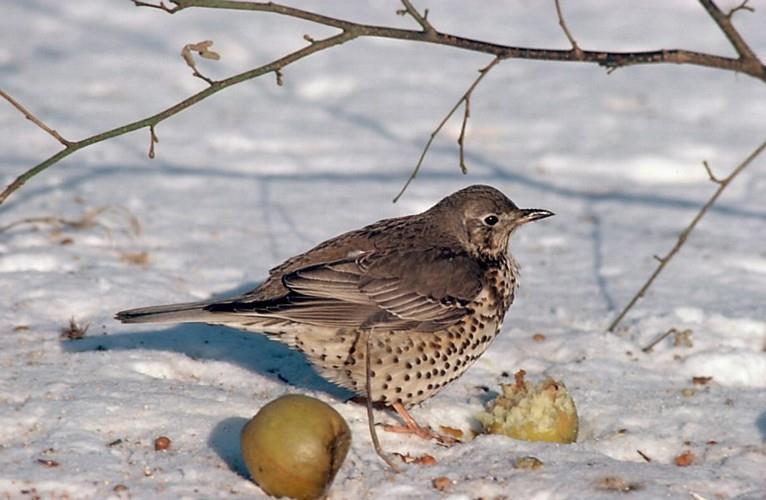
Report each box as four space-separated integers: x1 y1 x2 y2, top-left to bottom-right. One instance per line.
64 322 350 401
68 281 350 401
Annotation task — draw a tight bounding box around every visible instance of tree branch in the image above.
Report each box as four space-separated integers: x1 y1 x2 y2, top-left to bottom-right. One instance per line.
607 138 766 332
162 0 765 79
393 56 501 203
0 30 355 205
2 0 765 205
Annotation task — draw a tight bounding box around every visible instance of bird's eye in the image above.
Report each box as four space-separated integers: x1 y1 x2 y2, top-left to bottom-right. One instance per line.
483 215 499 226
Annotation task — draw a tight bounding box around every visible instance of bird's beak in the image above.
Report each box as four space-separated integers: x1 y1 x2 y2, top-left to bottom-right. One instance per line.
517 208 555 224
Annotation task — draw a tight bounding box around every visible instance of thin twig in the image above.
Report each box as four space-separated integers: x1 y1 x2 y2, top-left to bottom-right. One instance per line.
364 330 400 472
193 70 215 85
457 97 470 174
399 0 436 35
393 56 501 202
702 160 723 184
3 0 766 205
608 139 766 332
0 30 355 205
1 89 72 146
554 0 584 59
726 0 754 18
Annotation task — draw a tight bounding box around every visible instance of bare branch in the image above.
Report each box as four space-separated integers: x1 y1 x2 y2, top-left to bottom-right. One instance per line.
274 69 284 86
1 89 72 146
399 0 436 35
155 0 766 80
3 0 766 205
393 56 501 202
0 30 355 205
608 139 766 332
554 0 584 59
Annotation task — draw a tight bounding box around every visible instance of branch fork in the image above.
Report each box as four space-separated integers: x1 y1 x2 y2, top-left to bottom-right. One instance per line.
554 0 584 60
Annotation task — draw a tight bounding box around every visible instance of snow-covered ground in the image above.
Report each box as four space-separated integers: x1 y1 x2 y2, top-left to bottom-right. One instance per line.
2 1 765 498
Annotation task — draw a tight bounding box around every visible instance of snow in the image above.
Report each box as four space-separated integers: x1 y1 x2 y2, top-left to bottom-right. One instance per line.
2 0 766 498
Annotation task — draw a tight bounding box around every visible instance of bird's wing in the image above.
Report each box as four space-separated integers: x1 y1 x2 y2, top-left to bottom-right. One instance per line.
207 248 484 330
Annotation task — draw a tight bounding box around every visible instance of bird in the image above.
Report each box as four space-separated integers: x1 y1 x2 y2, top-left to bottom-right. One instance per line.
116 184 553 438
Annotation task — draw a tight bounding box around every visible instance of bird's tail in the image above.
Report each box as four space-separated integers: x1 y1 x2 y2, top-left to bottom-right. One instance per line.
115 300 217 324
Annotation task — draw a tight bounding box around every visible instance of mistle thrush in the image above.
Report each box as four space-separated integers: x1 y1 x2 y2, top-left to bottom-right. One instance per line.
116 185 553 431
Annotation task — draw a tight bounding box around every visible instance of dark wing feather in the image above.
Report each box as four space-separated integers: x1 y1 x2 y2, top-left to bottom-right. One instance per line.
206 247 483 330
357 249 483 324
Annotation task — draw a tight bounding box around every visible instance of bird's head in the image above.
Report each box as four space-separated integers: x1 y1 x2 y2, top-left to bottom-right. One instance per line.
432 185 554 259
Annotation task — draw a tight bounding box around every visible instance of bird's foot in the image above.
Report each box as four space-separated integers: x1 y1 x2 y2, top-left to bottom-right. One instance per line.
383 402 458 446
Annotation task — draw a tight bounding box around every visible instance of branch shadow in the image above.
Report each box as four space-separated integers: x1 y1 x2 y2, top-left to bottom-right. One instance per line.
63 322 352 401
5 156 765 223
757 409 766 443
63 281 353 402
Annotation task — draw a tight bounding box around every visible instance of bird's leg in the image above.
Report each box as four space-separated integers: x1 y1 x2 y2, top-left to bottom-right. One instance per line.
364 330 400 472
384 402 458 445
